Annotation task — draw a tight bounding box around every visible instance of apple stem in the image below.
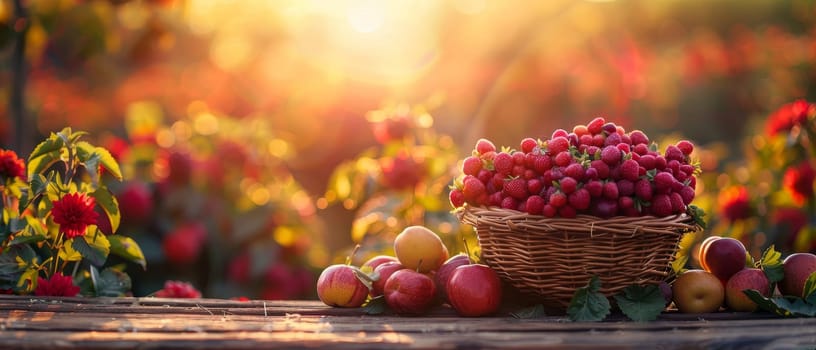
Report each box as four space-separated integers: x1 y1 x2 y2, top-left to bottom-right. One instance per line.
416 259 423 273
462 238 473 265
346 244 361 266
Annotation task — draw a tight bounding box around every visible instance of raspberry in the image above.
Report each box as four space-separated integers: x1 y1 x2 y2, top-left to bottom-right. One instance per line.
601 146 622 166
501 196 518 210
618 196 635 209
512 165 526 177
549 191 567 208
491 173 505 191
449 189 465 208
562 163 582 180
637 154 656 170
653 172 675 192
590 160 610 179
462 175 486 202
679 164 695 177
493 152 514 175
568 134 580 147
676 140 694 155
527 178 544 195
558 205 577 218
680 186 695 205
548 137 570 155
523 169 537 180
559 176 578 194
670 192 685 213
633 143 650 155
615 143 631 154
665 145 684 162
604 133 622 147
579 134 594 147
477 169 493 185
521 138 539 154
585 167 599 180
504 178 528 200
516 201 526 212
551 129 569 139
475 138 496 155
568 188 591 210
629 130 649 145
651 193 673 217
620 159 640 181
526 195 545 215
542 204 557 217
462 156 483 176
533 155 552 174
603 181 620 199
488 192 503 206
592 134 606 147
592 198 619 218
573 125 589 137
602 122 618 135
587 117 606 135
585 180 604 198
554 151 573 167
655 156 668 170
634 178 653 201
512 151 526 165
616 179 635 196
667 160 681 176
620 134 632 145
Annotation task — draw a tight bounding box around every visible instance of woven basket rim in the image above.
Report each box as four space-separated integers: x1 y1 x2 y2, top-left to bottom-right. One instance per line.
456 205 700 236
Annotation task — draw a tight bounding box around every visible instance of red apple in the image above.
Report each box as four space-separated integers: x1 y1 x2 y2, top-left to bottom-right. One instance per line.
383 269 437 315
446 264 503 317
316 264 370 308
697 236 721 271
702 237 747 284
371 261 404 297
725 268 770 312
362 255 398 272
672 269 724 313
434 253 470 302
779 253 816 298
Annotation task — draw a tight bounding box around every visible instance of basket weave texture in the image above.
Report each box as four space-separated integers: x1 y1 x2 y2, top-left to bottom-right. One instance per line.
458 205 699 310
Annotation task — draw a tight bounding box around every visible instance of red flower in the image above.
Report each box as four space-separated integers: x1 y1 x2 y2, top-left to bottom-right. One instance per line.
35 273 80 297
51 193 99 239
0 149 26 181
771 207 808 249
765 99 814 136
379 151 426 190
154 280 201 298
717 185 751 222
783 161 816 204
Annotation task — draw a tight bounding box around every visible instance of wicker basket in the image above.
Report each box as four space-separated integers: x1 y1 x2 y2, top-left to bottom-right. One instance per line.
457 205 699 310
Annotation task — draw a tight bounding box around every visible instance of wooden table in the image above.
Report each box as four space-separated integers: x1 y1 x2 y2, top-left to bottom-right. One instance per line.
0 295 814 349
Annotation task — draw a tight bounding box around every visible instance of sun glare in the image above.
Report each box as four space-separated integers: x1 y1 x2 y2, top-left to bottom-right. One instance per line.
346 1 385 33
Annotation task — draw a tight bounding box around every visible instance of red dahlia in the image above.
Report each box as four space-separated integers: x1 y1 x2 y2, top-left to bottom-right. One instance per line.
35 273 80 297
765 99 814 136
717 186 751 222
783 161 816 204
0 149 26 181
51 193 99 239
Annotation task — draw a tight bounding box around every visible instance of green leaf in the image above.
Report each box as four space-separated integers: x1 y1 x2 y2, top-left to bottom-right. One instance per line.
804 271 816 302
92 267 132 297
108 235 147 270
362 295 387 315
58 240 83 262
687 205 707 229
511 304 547 319
72 231 110 267
27 151 61 180
94 146 123 181
613 284 666 322
89 187 120 234
30 174 48 199
567 276 610 322
17 267 38 292
28 134 64 164
759 245 784 284
744 289 816 317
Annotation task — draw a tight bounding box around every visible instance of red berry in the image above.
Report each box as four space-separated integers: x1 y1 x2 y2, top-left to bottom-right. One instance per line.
541 204 556 217
676 140 694 155
637 154 656 170
568 188 591 210
564 163 586 181
655 156 668 170
670 192 685 213
501 196 518 210
551 129 569 139
587 117 606 135
601 146 622 166
604 133 622 147
558 205 577 218
512 151 525 165
579 134 594 147
504 178 528 200
462 175 486 202
617 179 635 196
680 186 695 205
554 151 573 167
603 181 620 199
533 155 552 174
488 192 503 206
615 143 631 154
602 122 618 135
651 193 673 217
475 138 496 155
634 179 653 201
574 125 589 136
653 172 675 192
449 189 465 208
629 130 649 145
462 156 482 176
549 191 567 208
560 176 578 194
493 152 513 175
521 138 538 154
592 198 619 218
527 178 544 195
665 145 684 162
585 180 604 198
618 196 635 209
477 169 493 185
590 160 610 179
526 195 545 215
548 137 570 155
592 134 606 147
633 143 650 155
620 159 640 181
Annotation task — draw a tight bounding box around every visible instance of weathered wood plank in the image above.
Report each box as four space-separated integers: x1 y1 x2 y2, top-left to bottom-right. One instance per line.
0 295 814 349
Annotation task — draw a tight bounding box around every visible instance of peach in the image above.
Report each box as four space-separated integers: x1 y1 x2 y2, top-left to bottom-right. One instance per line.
394 226 449 273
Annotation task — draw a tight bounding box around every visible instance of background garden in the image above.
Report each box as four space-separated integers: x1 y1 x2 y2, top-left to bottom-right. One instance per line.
0 0 815 299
